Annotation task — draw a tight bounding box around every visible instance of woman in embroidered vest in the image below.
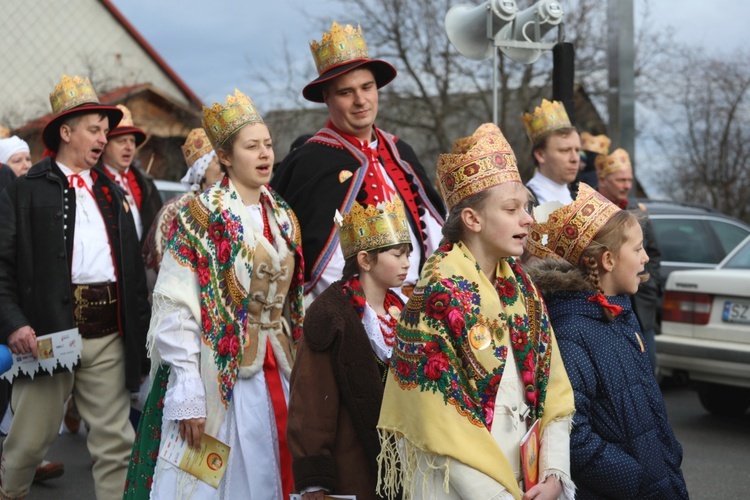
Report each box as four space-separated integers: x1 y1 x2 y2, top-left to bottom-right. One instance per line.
377 123 575 500
522 184 688 499
124 90 305 499
287 196 411 500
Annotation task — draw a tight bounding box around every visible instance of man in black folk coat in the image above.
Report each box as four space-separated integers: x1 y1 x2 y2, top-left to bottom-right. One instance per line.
271 22 445 304
96 104 163 245
0 75 151 499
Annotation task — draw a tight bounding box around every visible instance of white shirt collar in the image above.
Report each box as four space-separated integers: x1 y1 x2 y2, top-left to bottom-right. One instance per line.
104 163 129 177
531 172 573 203
57 162 93 186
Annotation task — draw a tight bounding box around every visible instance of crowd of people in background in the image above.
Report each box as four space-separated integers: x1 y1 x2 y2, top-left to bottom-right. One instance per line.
0 18 687 500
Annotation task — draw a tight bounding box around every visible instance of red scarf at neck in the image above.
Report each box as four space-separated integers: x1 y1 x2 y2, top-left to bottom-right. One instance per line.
341 276 404 347
327 121 428 255
102 166 143 210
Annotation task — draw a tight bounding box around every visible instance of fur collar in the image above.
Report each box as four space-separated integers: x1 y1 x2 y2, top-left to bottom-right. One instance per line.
523 257 595 294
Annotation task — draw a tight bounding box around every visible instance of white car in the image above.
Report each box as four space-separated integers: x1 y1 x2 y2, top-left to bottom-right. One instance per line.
154 179 188 203
657 234 750 416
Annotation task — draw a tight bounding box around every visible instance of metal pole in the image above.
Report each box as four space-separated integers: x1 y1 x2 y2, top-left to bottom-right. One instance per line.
607 0 636 188
491 7 499 125
493 47 499 124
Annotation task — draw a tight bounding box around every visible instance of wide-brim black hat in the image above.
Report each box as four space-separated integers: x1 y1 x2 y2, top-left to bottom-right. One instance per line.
107 126 147 147
302 58 397 103
42 104 124 152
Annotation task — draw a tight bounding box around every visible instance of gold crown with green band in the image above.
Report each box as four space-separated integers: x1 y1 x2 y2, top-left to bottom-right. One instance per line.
201 89 264 149
521 99 572 145
335 197 411 260
310 22 370 77
49 75 101 114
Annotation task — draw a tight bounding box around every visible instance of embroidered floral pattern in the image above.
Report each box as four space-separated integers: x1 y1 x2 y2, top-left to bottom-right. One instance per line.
165 182 305 407
124 364 170 499
389 243 554 430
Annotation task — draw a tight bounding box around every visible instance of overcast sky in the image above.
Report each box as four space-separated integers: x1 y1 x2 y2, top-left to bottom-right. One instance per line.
110 0 750 108
108 0 749 196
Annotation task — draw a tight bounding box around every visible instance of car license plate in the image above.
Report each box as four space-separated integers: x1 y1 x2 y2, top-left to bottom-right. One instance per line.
722 301 750 324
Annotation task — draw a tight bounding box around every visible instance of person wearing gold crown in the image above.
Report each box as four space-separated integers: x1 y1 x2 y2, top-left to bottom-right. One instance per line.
575 131 610 191
0 75 151 499
286 197 412 500
271 22 445 305
522 99 582 205
595 149 663 373
125 90 304 499
142 127 224 292
95 104 163 244
376 124 575 500
522 184 688 499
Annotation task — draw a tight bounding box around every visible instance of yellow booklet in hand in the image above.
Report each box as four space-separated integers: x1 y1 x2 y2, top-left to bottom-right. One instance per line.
520 418 541 490
159 420 231 488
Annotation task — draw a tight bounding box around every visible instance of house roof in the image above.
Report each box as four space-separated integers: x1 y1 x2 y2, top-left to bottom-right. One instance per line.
98 0 202 108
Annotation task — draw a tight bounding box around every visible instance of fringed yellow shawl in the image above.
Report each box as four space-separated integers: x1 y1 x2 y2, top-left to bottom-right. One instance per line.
377 241 574 499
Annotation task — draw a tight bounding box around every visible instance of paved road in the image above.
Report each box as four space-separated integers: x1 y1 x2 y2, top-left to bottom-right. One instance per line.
6 381 749 499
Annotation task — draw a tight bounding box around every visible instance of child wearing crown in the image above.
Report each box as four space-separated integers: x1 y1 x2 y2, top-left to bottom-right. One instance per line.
125 90 305 499
523 184 688 499
286 195 412 500
377 124 575 500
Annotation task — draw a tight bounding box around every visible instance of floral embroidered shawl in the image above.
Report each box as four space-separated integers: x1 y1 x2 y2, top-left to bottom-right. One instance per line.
377 241 574 499
151 178 304 415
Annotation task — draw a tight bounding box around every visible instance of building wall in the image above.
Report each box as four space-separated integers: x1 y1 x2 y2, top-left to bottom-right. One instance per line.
1 0 190 127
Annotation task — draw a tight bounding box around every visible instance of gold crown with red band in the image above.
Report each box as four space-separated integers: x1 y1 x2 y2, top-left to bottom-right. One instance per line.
201 89 264 149
580 132 611 155
310 22 370 76
595 148 632 178
182 128 214 168
521 99 572 145
49 75 101 114
525 183 620 265
437 123 521 211
335 196 411 260
452 122 503 154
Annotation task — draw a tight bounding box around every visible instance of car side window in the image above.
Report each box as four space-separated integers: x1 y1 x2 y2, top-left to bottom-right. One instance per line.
723 241 750 269
709 220 750 257
651 219 717 264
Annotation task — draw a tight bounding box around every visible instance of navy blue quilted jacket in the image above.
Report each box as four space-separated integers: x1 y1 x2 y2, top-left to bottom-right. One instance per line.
547 290 688 499
526 259 688 499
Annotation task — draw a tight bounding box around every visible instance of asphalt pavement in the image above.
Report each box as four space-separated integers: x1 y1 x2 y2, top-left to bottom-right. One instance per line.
4 381 750 499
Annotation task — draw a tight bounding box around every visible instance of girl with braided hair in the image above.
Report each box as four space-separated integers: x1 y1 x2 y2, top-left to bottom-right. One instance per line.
522 183 688 499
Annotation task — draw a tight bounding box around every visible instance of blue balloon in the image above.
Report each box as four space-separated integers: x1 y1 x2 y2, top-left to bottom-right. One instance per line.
0 345 13 375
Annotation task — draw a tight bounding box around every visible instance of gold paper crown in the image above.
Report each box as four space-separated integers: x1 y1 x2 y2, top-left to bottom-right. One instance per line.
49 75 101 115
335 197 411 260
580 132 611 155
0 126 10 139
521 99 572 145
452 123 502 154
182 128 214 168
201 89 264 149
115 104 135 127
310 22 370 76
525 183 620 265
437 123 521 211
595 148 632 178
